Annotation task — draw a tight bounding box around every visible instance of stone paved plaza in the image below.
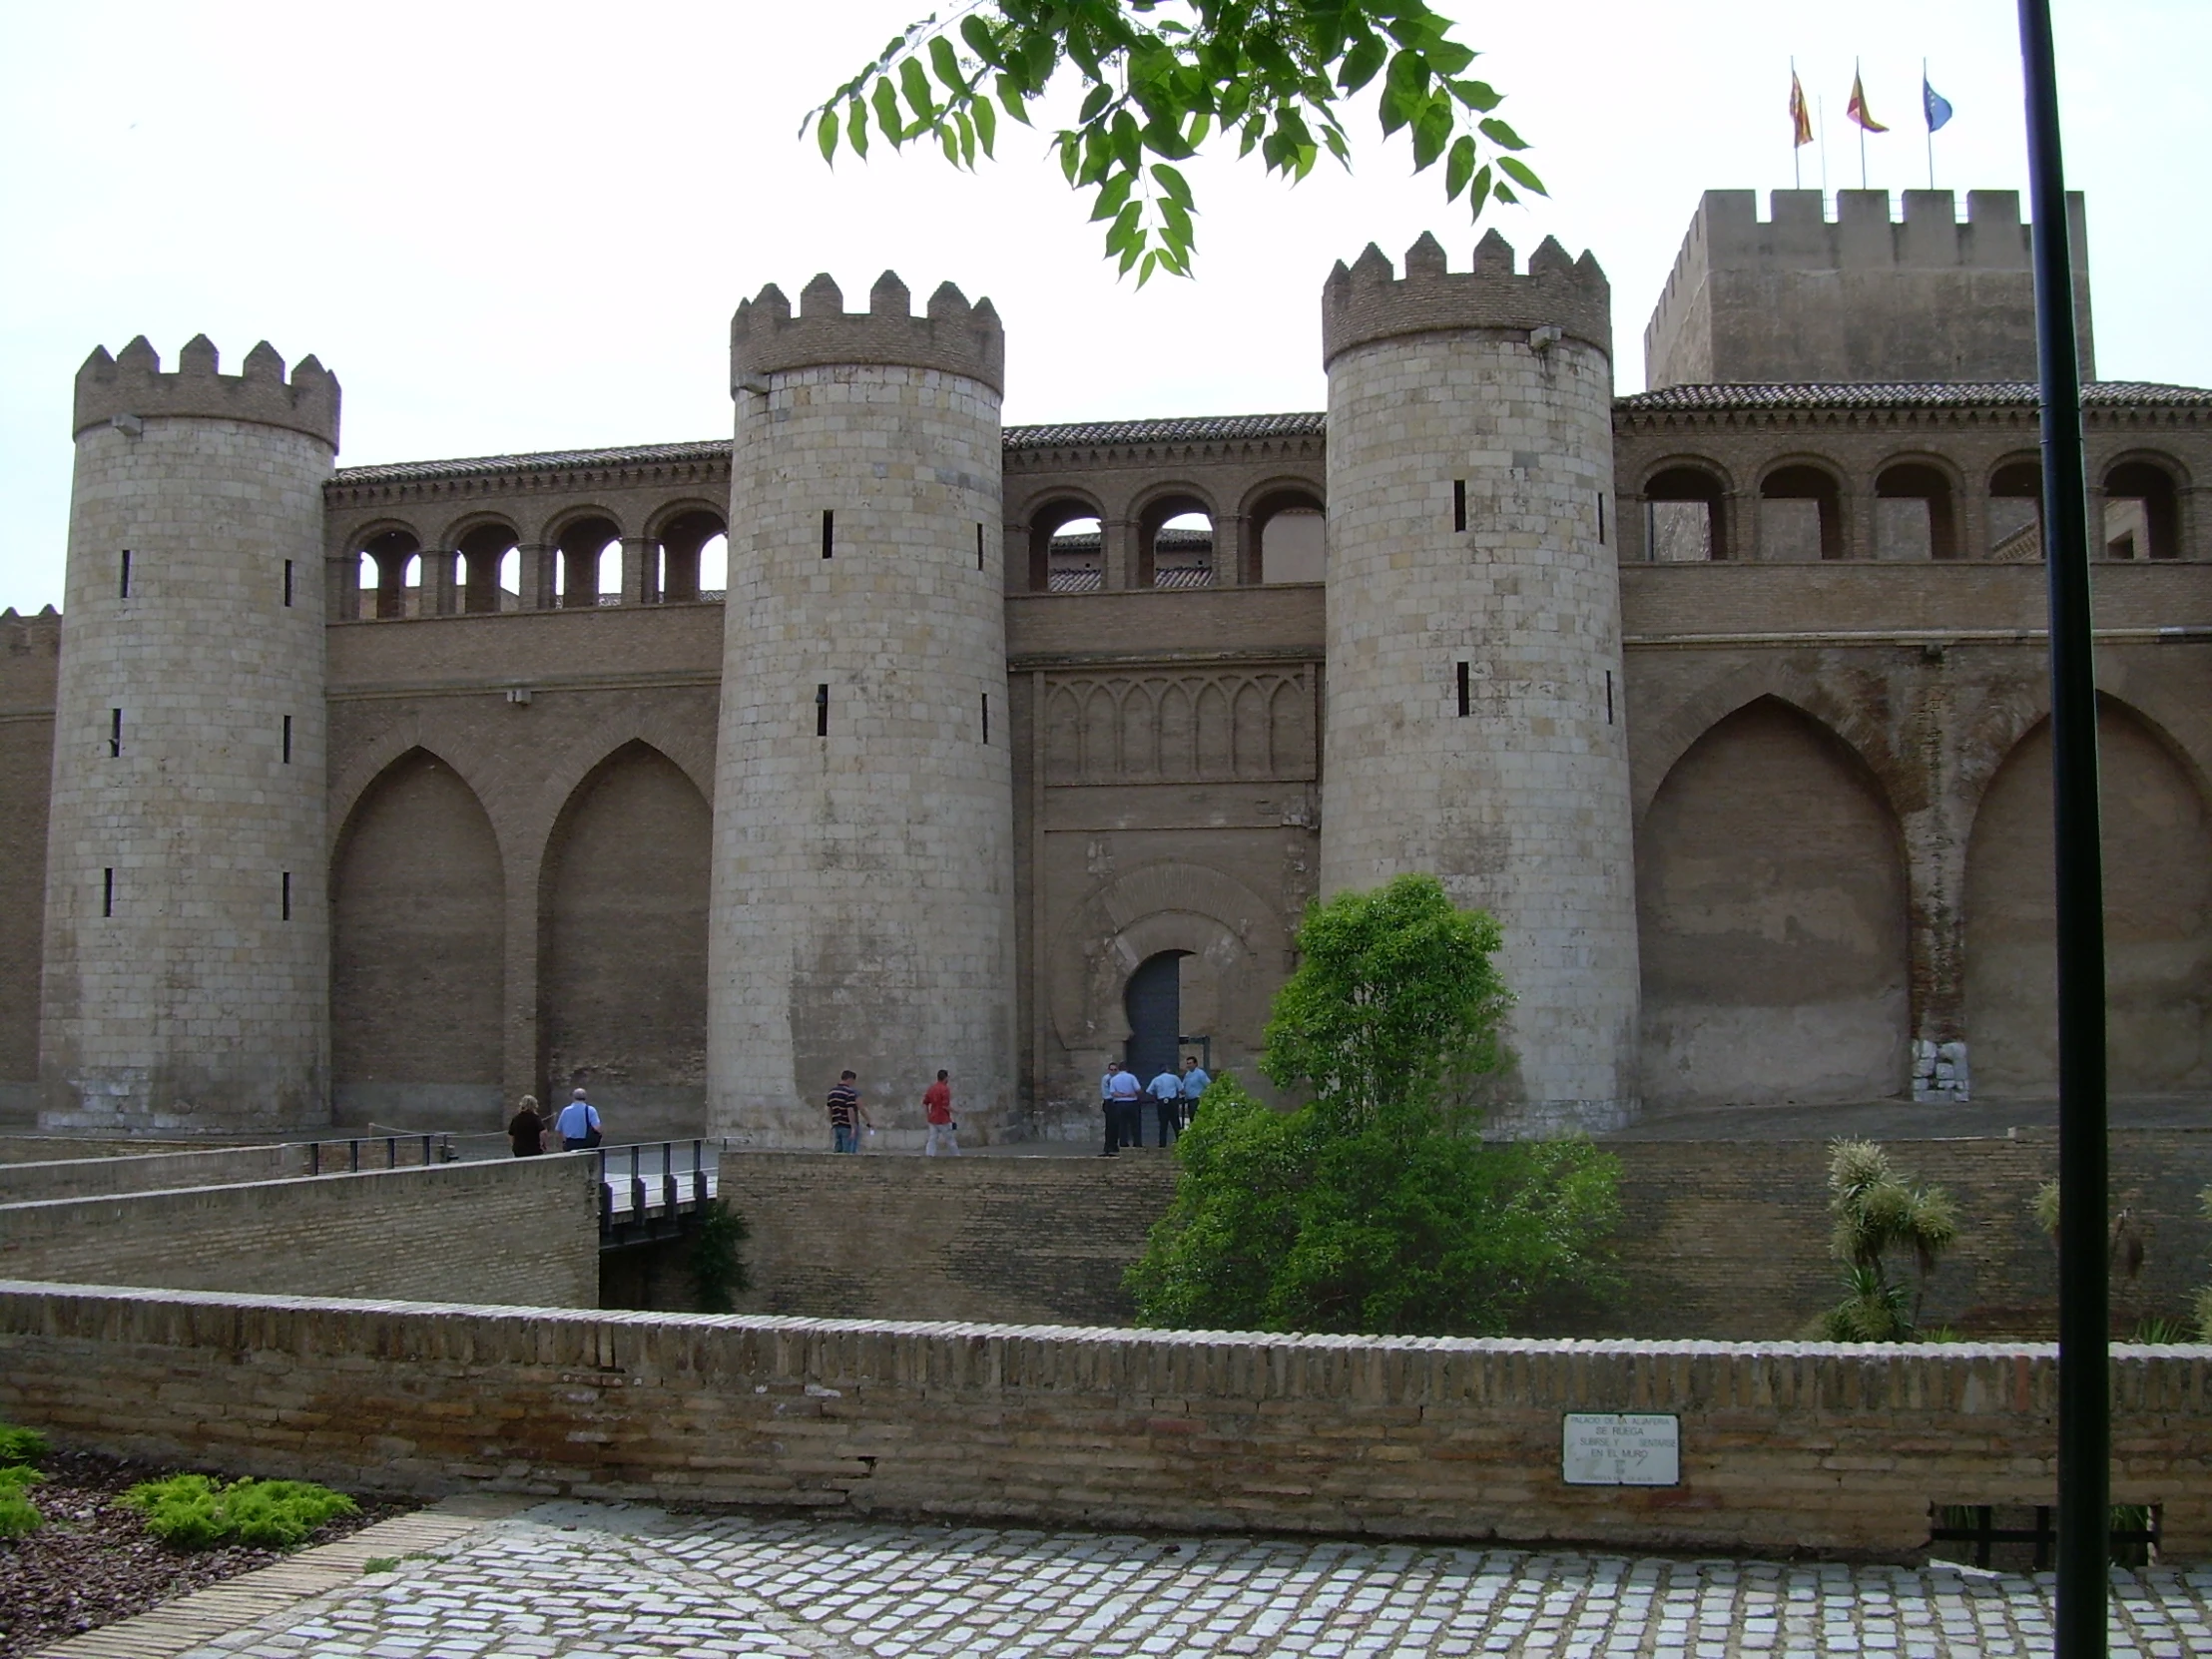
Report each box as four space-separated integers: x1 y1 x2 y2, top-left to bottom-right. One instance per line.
171 1502 2212 1659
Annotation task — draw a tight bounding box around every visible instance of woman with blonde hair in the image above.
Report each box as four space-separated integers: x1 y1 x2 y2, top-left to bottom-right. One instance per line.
507 1094 546 1157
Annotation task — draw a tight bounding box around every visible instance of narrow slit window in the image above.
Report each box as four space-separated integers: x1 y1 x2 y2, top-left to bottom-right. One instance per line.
1453 480 1467 533
821 509 834 559
1597 492 1607 544
815 683 830 737
119 549 132 599
108 708 122 758
283 558 295 606
1605 670 1615 726
281 871 292 920
976 522 985 571
102 868 114 917
1455 662 1470 718
282 715 293 764
980 692 989 744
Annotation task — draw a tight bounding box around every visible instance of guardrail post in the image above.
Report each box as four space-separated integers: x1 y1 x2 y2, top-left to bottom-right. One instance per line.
692 1138 704 1206
630 1143 647 1223
309 1142 320 1177
662 1140 676 1218
597 1147 612 1235
348 1139 360 1174
384 1135 397 1170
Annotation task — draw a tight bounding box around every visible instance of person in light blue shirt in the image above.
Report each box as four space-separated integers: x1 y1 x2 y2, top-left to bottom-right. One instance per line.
1179 1057 1212 1127
1147 1067 1184 1146
555 1088 602 1151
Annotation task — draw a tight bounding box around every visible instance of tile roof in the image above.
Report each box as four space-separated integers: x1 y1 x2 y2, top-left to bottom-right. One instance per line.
1617 380 2212 412
1004 412 1327 450
333 439 730 487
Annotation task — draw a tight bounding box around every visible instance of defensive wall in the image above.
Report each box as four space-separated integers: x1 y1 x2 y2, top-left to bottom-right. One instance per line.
0 1151 599 1309
1 1281 2206 1559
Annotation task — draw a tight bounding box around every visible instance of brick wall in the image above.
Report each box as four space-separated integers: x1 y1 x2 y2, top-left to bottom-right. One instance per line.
0 1153 599 1308
0 1141 304 1203
711 1132 2212 1340
1 1282 2206 1558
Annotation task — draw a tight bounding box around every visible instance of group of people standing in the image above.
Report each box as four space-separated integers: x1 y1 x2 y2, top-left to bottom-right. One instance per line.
1099 1055 1210 1155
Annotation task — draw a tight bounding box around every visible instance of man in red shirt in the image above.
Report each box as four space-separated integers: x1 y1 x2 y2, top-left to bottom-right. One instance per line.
922 1069 958 1156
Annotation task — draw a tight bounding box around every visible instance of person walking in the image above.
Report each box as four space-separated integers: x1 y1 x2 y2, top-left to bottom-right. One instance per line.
1147 1064 1184 1147
555 1088 601 1152
1179 1056 1212 1127
922 1069 959 1156
506 1094 546 1157
827 1070 870 1153
1099 1061 1122 1156
1107 1063 1144 1154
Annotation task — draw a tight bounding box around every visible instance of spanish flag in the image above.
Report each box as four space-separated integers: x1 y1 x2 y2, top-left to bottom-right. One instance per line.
1790 70 1814 147
1847 70 1888 133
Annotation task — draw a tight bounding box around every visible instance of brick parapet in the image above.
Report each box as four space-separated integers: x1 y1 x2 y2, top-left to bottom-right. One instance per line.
731 272 1005 395
1321 232 1612 368
74 335 340 449
2 1280 2207 1556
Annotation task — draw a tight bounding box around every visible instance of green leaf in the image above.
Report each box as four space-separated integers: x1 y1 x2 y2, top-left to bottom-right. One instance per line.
1444 134 1476 201
845 96 869 159
972 92 996 156
928 34 964 95
1160 196 1195 246
1477 116 1528 151
1411 95 1452 171
1059 131 1080 183
900 57 938 124
1424 40 1476 76
1078 82 1113 125
997 73 1033 124
872 77 905 145
1466 162 1493 222
1339 35 1387 93
959 14 1001 67
1088 169 1135 221
955 109 976 168
1151 162 1192 209
1448 78 1501 112
817 108 839 164
1138 249 1159 286
1496 154 1547 196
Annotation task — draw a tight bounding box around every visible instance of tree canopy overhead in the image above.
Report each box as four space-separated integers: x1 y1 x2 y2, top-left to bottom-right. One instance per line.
806 2 1542 283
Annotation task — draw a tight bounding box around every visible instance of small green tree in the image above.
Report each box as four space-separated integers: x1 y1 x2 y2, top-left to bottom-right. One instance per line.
1820 1140 1959 1341
1126 873 1619 1337
687 1198 753 1315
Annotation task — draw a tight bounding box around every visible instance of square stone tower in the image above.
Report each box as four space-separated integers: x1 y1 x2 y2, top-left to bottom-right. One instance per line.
1644 189 2093 387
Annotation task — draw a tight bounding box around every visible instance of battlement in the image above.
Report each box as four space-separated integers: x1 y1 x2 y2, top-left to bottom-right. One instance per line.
1320 231 1612 368
1644 189 2092 387
731 271 1005 395
72 335 341 448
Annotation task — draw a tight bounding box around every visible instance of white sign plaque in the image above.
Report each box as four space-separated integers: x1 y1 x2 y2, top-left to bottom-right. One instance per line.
1561 1413 1681 1486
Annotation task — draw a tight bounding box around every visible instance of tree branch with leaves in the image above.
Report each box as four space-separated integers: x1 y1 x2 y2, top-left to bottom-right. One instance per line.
805 2 1541 283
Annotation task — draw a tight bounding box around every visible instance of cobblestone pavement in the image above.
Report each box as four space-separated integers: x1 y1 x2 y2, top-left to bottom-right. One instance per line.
176 1502 2212 1659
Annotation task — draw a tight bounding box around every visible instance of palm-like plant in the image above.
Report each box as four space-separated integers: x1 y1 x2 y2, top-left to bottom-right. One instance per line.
1820 1139 1959 1342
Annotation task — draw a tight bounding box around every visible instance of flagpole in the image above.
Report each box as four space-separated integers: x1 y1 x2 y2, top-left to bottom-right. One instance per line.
1793 58 1802 189
1857 58 1869 189
1925 58 1936 189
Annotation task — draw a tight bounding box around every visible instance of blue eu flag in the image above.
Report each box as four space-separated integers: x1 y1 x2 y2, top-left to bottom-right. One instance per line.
1923 77 1954 133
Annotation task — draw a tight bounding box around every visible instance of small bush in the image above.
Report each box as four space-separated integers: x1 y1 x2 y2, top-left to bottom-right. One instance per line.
0 1421 49 1466
120 1473 359 1550
688 1197 753 1314
0 1464 45 1538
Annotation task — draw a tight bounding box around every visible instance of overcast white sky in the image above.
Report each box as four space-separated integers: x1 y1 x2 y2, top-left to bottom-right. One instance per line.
1 0 2204 614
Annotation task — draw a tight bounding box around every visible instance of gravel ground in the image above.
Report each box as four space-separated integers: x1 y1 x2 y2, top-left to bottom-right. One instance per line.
0 1449 415 1657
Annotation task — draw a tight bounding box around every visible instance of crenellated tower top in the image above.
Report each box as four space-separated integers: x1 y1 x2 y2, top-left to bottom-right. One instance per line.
1321 231 1611 369
73 335 340 448
731 271 1005 396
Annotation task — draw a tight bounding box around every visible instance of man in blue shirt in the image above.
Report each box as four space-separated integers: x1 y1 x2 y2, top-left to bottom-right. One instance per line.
555 1088 602 1151
1179 1056 1212 1126
1146 1065 1184 1146
1106 1064 1144 1155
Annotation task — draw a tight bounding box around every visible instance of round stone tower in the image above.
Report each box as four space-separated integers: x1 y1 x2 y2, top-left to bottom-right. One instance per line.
1319 232 1639 1132
708 272 1015 1142
42 335 339 1132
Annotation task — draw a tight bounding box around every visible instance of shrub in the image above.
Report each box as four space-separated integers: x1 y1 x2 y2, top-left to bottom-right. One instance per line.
0 1421 49 1466
0 1464 44 1538
1127 876 1620 1338
120 1473 359 1550
1819 1139 1958 1342
688 1197 753 1314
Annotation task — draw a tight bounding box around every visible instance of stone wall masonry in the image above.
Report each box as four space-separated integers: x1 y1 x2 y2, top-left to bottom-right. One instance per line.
0 1140 302 1203
0 1282 2207 1558
0 1153 598 1308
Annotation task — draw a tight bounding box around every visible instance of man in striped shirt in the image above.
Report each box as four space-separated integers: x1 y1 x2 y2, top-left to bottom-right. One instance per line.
827 1070 869 1153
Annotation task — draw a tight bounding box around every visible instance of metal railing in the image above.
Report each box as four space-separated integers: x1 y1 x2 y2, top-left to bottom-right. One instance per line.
597 1139 714 1244
306 1134 454 1175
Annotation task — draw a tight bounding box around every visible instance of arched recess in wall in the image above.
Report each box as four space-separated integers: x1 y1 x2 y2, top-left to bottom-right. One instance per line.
1644 463 1730 561
1137 489 1216 588
453 519 519 613
356 525 420 619
1964 699 2212 1096
1025 495 1104 593
1247 484 1326 583
1874 459 1959 561
1758 462 1844 561
538 741 712 1133
329 749 505 1126
1636 697 1911 1108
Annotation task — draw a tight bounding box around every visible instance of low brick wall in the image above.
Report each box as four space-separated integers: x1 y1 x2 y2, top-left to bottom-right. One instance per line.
0 1142 304 1203
721 1150 1179 1325
1 1283 2206 1559
0 1155 600 1309
713 1132 2212 1339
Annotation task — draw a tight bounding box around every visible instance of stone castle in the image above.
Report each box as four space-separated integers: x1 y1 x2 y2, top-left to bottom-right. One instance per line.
1 187 2206 1144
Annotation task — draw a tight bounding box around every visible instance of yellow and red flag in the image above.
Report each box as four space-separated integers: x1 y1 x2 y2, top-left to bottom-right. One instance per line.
1790 70 1814 147
1847 71 1888 133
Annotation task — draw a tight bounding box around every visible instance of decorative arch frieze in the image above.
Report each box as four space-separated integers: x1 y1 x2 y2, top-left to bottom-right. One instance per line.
1043 664 1317 784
